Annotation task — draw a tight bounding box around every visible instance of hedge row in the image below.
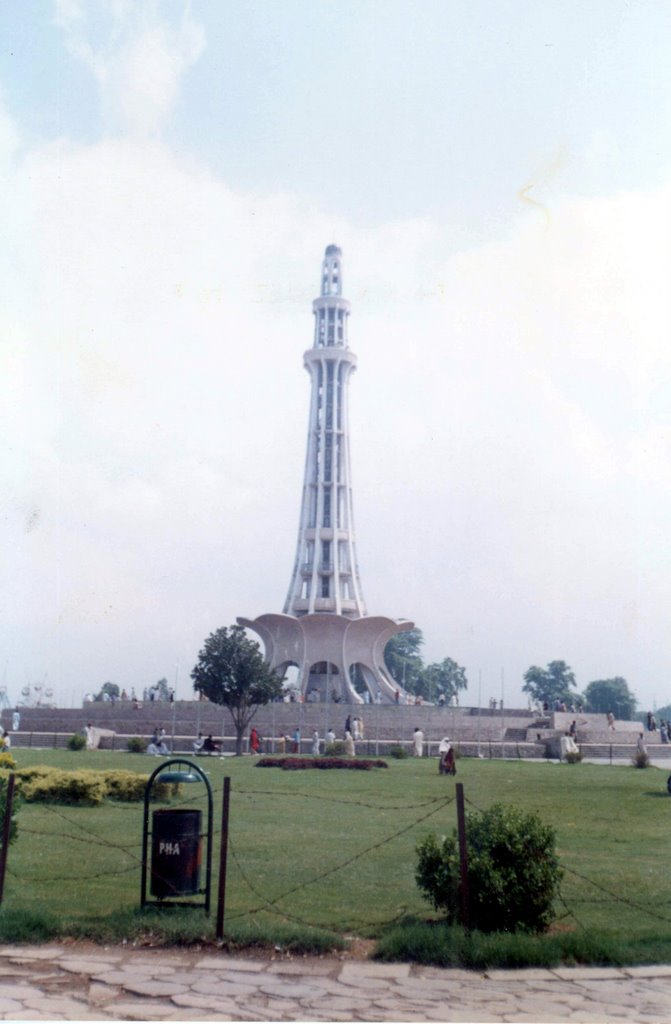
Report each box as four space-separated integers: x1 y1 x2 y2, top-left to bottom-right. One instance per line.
0 766 180 805
256 756 388 771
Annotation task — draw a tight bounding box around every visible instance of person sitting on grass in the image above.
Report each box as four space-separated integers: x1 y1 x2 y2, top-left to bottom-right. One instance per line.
201 734 220 755
147 731 169 756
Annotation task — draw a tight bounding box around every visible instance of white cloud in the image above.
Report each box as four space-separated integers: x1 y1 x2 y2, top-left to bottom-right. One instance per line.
2 28 670 707
54 0 205 136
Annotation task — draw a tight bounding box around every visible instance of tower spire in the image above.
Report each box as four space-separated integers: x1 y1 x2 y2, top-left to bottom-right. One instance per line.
239 245 414 704
284 245 366 618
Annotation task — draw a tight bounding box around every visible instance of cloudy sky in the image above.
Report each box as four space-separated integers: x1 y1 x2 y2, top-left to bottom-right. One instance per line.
1 0 670 710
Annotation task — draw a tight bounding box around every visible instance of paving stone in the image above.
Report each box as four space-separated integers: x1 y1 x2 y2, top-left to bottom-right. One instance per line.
194 955 267 971
0 946 66 960
625 965 671 978
259 979 329 1000
0 983 46 999
23 995 91 1014
417 966 486 981
552 966 628 980
171 990 244 1013
109 999 183 1018
484 967 557 981
304 995 363 1014
87 981 120 1005
191 977 259 997
92 969 154 985
0 997 22 1013
121 978 190 998
267 959 336 976
56 959 122 976
339 960 411 979
58 953 123 965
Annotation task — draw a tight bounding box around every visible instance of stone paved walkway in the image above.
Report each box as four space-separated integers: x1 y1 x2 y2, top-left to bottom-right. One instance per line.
0 943 670 1021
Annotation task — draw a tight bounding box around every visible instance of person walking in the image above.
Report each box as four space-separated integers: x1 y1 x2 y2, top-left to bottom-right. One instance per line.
413 727 424 757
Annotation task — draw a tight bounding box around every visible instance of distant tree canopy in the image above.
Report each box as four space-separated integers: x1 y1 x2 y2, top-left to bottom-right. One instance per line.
384 630 468 702
153 677 170 701
583 678 637 720
191 625 283 755
94 681 119 702
384 630 425 692
522 661 577 707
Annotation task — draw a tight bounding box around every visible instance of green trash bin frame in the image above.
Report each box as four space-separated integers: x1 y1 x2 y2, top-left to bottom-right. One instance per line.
141 758 214 913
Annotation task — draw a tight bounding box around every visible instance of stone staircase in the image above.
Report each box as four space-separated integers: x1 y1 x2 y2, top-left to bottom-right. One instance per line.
2 702 658 761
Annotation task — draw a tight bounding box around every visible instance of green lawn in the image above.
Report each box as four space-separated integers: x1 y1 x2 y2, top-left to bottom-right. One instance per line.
3 750 671 963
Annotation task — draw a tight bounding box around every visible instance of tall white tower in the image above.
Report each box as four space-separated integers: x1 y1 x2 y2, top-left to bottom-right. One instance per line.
283 244 366 619
239 246 413 704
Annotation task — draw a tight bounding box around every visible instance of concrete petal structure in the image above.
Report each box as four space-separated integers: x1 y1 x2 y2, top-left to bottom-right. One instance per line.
239 246 413 704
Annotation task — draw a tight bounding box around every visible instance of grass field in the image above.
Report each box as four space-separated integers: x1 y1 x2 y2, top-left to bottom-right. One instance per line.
2 748 671 965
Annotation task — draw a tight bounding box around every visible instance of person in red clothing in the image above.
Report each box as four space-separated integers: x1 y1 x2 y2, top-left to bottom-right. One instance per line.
249 727 260 754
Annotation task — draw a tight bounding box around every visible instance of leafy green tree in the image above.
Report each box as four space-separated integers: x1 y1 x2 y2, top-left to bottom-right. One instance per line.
191 625 283 755
583 678 637 720
154 677 170 701
384 630 425 693
95 681 119 702
523 661 577 707
423 658 468 704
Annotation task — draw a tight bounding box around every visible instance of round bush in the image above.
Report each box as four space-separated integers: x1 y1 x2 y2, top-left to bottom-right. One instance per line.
67 733 86 751
416 803 562 933
324 741 346 757
388 745 409 759
127 736 148 754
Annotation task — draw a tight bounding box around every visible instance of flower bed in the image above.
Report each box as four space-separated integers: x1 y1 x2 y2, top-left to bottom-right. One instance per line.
256 756 388 771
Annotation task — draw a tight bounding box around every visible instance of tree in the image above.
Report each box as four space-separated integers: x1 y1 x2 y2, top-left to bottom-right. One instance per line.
423 658 468 704
154 677 170 701
191 625 283 755
522 661 577 707
95 681 119 702
384 630 425 693
583 678 637 720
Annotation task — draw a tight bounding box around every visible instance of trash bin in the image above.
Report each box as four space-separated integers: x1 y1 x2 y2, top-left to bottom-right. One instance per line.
150 808 202 898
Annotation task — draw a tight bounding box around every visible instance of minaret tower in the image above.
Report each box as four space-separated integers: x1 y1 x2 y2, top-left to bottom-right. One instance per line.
283 245 366 619
239 245 414 704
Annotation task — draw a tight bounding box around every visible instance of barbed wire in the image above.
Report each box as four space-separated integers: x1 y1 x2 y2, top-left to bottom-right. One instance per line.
223 794 454 923
559 865 671 925
7 861 138 883
234 787 451 811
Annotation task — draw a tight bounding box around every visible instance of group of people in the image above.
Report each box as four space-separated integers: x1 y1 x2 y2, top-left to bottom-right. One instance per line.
193 732 221 755
644 712 671 743
147 728 170 756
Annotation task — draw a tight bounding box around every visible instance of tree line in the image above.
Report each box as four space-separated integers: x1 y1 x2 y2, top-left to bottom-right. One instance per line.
522 660 638 719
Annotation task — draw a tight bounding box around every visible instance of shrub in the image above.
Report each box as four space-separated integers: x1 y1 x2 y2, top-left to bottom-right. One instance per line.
0 752 16 771
415 803 562 934
67 733 86 751
565 750 582 764
388 745 409 759
104 770 180 802
103 770 149 801
632 749 650 769
324 741 347 756
22 769 108 806
256 756 387 771
127 736 148 754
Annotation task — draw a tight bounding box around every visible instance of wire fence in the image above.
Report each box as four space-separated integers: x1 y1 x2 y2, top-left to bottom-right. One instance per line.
3 773 671 937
